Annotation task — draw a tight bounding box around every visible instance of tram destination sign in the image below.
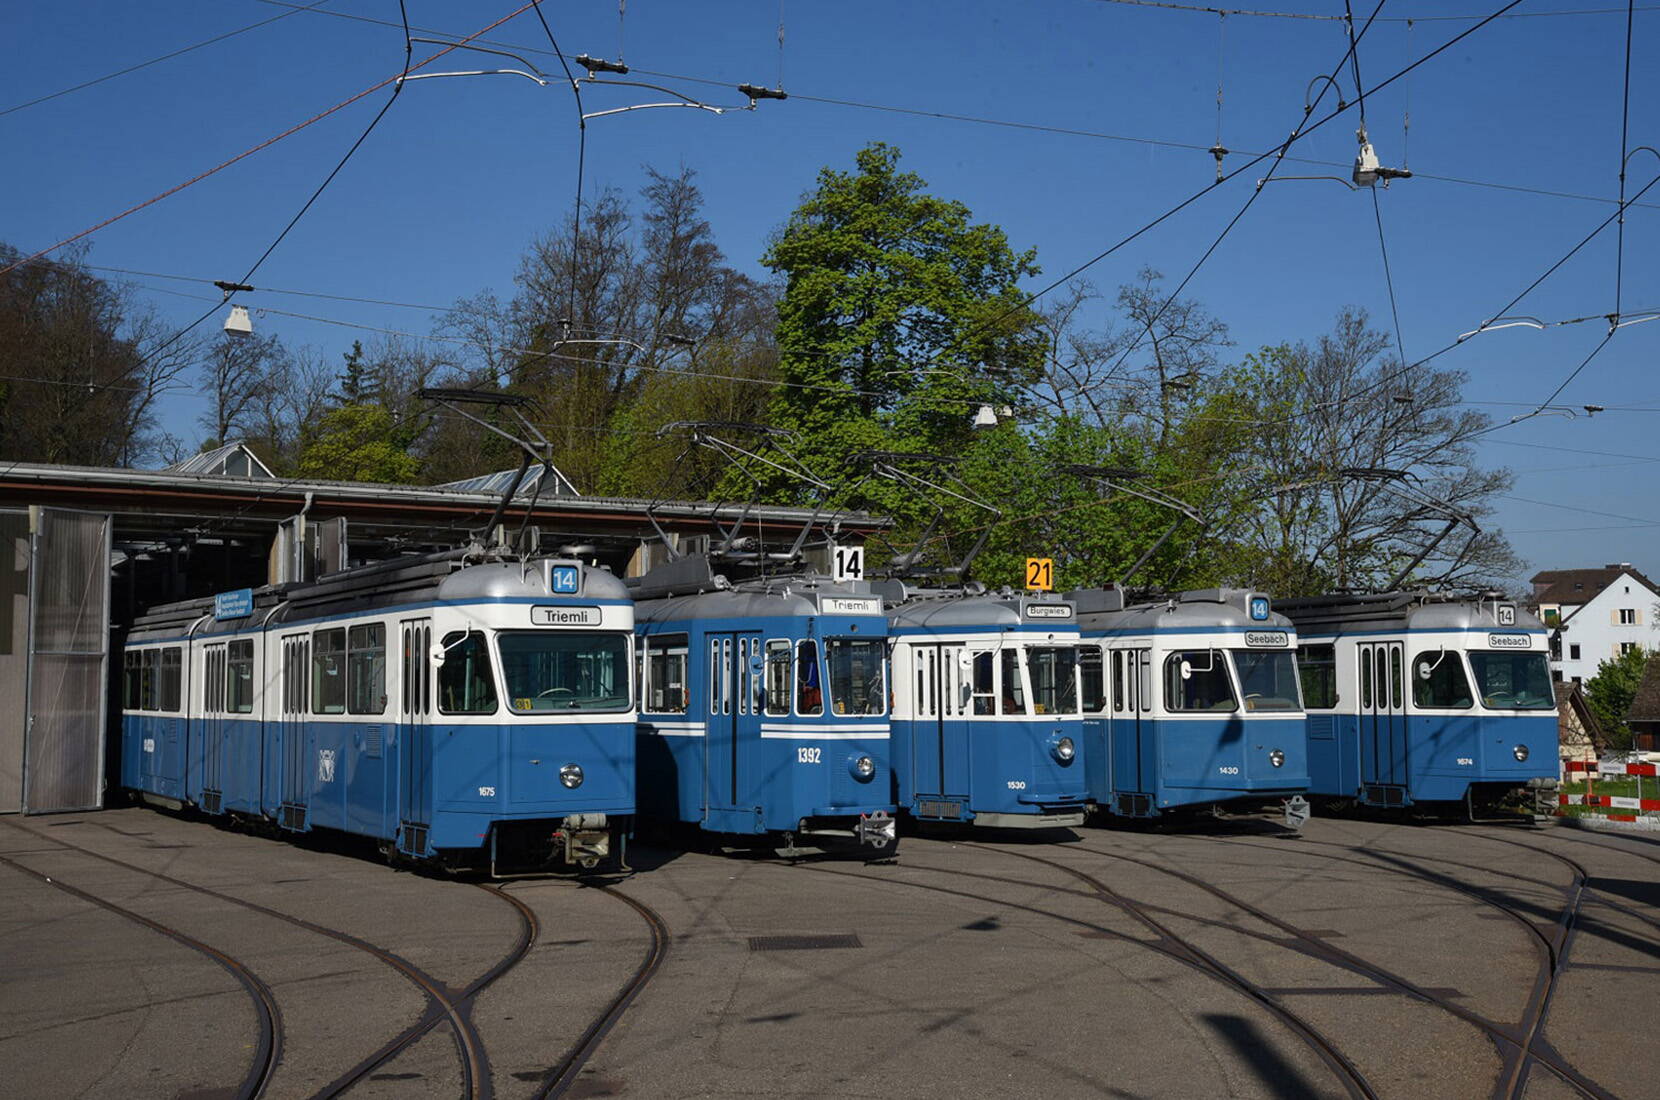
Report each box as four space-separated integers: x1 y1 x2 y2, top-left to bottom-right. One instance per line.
820 596 881 616
214 588 253 620
1244 630 1289 648
1025 604 1073 620
530 605 602 627
1487 632 1533 649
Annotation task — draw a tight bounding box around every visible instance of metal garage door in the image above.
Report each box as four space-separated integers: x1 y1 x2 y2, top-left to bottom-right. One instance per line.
22 508 112 814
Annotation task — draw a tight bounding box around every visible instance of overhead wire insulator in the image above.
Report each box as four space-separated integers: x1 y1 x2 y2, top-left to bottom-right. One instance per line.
576 53 629 75
739 83 788 103
1209 145 1228 184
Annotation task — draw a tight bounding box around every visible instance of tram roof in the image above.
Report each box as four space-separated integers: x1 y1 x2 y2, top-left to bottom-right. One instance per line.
1275 591 1546 634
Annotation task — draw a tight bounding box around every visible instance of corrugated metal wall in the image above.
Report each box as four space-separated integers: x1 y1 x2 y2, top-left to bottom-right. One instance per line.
22 509 111 814
0 512 29 814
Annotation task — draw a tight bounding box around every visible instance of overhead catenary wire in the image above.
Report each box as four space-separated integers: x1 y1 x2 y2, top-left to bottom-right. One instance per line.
1614 0 1638 318
1088 0 1391 392
0 1 550 281
81 2 420 395
241 0 1660 213
0 0 338 119
1082 0 1659 21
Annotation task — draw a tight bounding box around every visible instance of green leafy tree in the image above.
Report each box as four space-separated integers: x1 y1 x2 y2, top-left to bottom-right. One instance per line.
294 405 420 484
1585 647 1649 752
762 143 1046 509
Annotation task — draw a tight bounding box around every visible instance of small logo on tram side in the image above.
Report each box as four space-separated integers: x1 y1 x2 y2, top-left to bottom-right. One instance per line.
531 605 602 627
317 748 336 783
1487 632 1532 649
1025 604 1074 620
820 596 881 616
1244 630 1289 648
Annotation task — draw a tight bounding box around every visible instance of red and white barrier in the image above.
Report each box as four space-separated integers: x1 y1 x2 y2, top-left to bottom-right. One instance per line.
1564 760 1658 777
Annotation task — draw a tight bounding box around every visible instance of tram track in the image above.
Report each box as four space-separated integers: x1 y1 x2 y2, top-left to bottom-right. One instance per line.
1060 836 1610 1099
1 817 490 1099
525 881 669 1100
794 850 1377 1099
0 850 282 1100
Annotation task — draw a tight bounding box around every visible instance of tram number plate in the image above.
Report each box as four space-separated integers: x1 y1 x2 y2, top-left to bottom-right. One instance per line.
1218 765 1240 775
797 747 822 764
1025 557 1054 591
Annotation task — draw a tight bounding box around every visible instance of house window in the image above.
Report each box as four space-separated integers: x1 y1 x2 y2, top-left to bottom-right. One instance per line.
1620 642 1640 656
1568 643 1581 660
1572 675 1583 685
1619 608 1638 625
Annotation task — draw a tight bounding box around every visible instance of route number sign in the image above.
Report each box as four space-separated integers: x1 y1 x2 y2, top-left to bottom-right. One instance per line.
1025 557 1054 592
833 544 865 582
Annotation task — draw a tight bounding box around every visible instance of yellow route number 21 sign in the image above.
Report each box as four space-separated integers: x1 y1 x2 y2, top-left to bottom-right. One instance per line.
1025 557 1055 592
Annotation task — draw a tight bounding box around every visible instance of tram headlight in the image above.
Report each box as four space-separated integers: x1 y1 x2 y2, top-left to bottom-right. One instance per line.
1513 744 1529 763
1052 736 1076 764
1269 749 1286 768
559 763 584 789
850 755 876 781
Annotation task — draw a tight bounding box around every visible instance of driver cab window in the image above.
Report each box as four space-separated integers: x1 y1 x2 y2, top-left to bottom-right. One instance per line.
1412 650 1473 709
439 631 497 715
1164 650 1237 712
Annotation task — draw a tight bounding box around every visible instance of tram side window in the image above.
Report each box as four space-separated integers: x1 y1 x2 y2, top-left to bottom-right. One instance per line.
1079 645 1106 714
313 628 347 714
142 648 159 710
1112 651 1125 713
438 631 497 714
999 649 1027 716
796 640 823 715
226 640 254 714
764 639 791 716
123 651 141 710
1164 650 1237 712
646 635 690 714
160 648 182 712
1412 650 1473 709
348 623 386 715
1296 645 1338 709
971 651 995 715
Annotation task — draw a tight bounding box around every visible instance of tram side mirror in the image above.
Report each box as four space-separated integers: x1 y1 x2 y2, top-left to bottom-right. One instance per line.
431 643 448 666
1418 662 1432 681
1180 660 1193 681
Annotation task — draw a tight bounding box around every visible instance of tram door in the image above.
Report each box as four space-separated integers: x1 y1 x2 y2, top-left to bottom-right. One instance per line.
1358 642 1407 794
909 644 972 804
276 633 310 830
1108 648 1155 809
705 632 762 828
200 643 226 807
397 619 433 854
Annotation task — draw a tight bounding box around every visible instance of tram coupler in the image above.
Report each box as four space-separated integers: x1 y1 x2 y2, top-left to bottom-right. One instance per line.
1282 795 1311 833
1526 777 1560 827
856 811 896 848
556 813 612 870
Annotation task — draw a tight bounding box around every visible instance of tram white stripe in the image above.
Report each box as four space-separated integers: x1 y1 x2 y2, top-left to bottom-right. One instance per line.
759 729 890 741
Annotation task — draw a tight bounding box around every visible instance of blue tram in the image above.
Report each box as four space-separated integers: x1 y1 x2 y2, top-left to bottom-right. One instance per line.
879 582 1089 828
120 551 636 872
630 558 898 855
1071 587 1311 824
1277 591 1560 812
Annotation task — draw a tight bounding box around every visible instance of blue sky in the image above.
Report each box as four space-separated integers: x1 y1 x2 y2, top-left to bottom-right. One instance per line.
3 1 1657 584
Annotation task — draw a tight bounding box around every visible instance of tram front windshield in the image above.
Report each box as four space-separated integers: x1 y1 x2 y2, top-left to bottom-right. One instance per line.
1468 651 1554 710
1026 647 1079 715
1230 650 1303 712
826 638 885 715
498 632 632 713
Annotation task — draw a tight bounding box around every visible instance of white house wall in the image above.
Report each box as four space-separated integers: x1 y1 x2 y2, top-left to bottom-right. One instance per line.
1550 571 1660 683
